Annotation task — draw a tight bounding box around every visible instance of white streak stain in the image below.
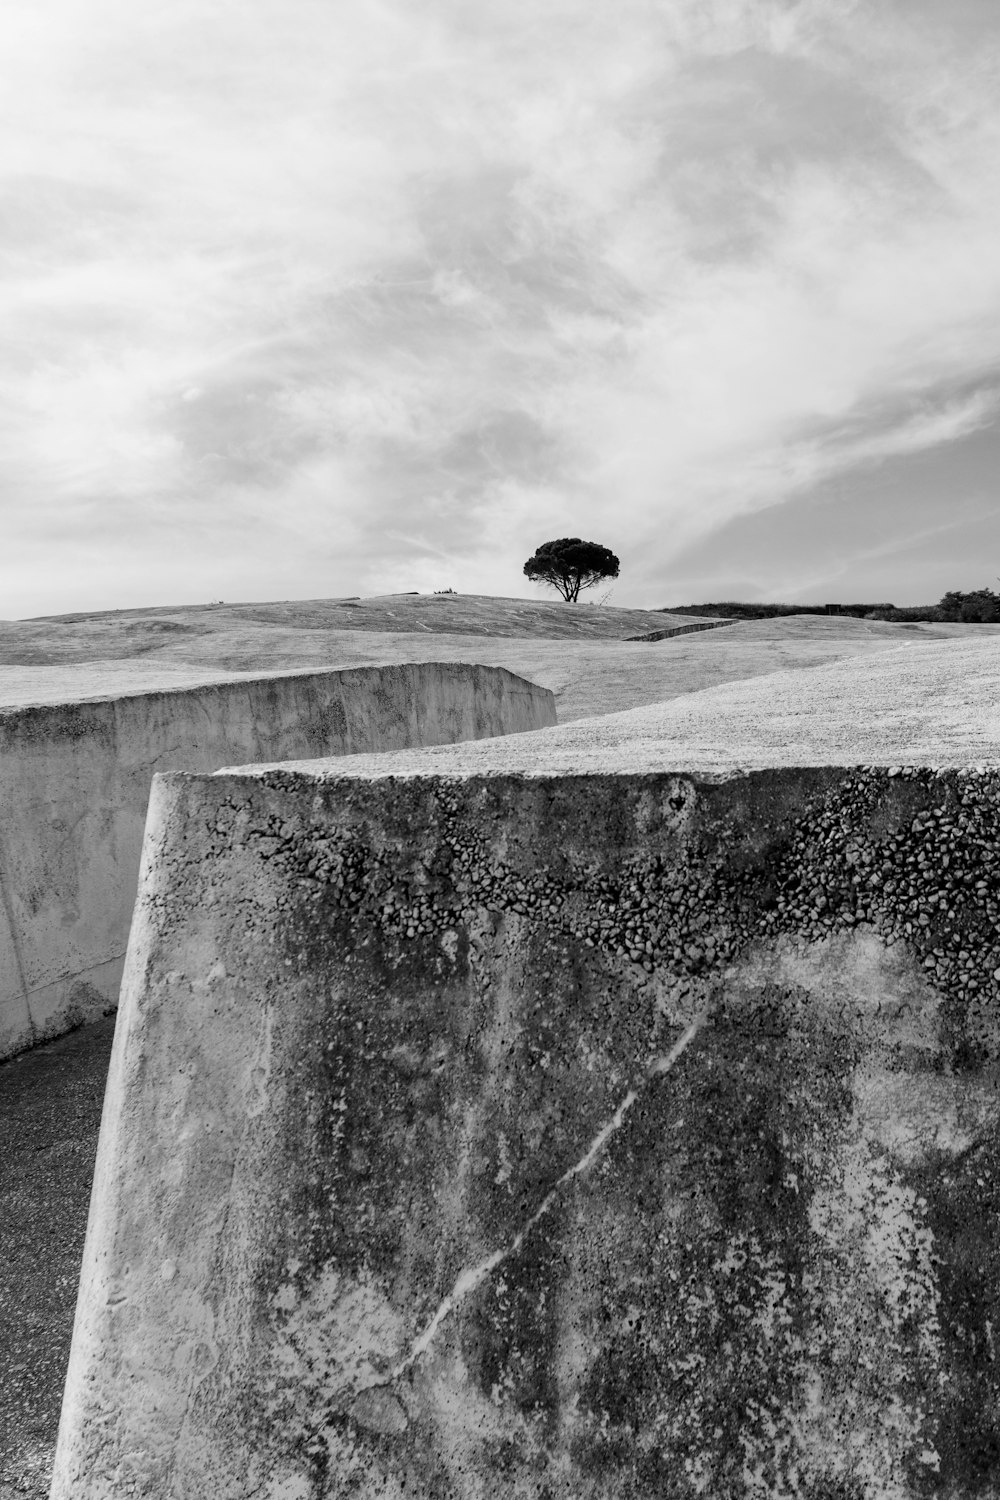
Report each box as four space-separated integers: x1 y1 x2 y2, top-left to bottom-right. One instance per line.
385 1012 706 1383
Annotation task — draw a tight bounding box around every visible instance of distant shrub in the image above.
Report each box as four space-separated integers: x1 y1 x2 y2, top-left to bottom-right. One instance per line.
664 594 1000 625
884 605 945 622
938 589 1000 623
661 601 900 621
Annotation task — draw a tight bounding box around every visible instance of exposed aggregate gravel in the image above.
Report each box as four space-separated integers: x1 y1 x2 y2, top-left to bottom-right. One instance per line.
258 763 1000 1064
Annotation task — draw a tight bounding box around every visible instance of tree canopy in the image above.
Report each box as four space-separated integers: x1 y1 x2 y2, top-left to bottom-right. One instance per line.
938 588 1000 623
522 537 620 602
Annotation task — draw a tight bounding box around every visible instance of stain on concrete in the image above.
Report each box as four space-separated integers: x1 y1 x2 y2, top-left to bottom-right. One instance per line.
51 765 1000 1497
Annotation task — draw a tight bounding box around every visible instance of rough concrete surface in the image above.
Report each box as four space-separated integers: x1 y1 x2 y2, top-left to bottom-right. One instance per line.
53 760 1000 1498
0 662 553 1061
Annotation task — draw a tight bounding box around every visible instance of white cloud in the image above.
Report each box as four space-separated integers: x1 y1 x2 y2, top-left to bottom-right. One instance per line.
1 0 999 614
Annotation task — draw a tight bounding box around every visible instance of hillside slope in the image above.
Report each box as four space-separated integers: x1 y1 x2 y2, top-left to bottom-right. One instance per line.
247 633 1000 778
1 600 997 724
1 593 710 662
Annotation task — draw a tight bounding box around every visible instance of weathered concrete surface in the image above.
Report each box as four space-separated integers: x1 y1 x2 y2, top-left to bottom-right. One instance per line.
0 663 553 1061
55 761 1000 1497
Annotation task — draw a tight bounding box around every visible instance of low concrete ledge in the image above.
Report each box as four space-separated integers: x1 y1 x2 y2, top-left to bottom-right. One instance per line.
624 618 738 642
54 761 1000 1498
0 662 553 1060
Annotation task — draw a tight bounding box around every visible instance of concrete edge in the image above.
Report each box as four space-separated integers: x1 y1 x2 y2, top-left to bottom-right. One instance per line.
0 660 551 719
190 761 1000 792
623 619 739 642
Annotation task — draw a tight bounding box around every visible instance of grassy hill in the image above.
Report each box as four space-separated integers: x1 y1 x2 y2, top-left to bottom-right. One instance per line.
3 593 712 663
2 592 998 724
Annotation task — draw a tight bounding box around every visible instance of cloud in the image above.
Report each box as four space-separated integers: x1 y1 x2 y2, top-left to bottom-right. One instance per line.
1 0 999 613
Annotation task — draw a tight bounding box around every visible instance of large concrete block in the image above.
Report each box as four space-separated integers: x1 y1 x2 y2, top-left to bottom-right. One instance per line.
0 662 553 1059
54 762 1000 1497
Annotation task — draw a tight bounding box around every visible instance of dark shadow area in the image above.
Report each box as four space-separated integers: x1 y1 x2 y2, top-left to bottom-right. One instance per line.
0 1016 115 1498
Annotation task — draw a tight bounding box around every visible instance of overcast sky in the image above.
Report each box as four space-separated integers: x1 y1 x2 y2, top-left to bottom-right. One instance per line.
2 0 999 617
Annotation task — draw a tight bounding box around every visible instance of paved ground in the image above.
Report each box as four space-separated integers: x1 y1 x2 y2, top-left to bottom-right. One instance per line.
0 1018 115 1498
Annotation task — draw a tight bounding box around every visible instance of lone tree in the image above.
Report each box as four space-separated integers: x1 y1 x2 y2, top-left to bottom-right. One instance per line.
522 537 620 602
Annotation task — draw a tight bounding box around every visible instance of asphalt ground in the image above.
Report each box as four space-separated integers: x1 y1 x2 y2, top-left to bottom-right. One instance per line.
0 1017 116 1498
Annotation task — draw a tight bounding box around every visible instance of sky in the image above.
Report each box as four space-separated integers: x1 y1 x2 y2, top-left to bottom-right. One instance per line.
1 0 999 617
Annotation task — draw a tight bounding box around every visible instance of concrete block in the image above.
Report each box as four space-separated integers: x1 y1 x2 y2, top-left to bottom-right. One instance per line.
0 663 553 1059
53 762 1000 1497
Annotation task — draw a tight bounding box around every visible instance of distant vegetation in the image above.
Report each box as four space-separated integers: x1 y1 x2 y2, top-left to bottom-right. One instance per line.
663 601 897 621
936 589 1000 622
663 589 1000 624
523 538 620 602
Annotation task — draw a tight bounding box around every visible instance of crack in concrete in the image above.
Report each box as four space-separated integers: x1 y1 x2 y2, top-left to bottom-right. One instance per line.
374 1011 707 1390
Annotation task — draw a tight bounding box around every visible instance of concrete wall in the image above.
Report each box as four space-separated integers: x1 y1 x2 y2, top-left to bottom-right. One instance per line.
624 618 738 642
0 663 553 1060
54 761 1000 1498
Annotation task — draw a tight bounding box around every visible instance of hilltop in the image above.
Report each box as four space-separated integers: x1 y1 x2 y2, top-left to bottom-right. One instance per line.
3 593 704 662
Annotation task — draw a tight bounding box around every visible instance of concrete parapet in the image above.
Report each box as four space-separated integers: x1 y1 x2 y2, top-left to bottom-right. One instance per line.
624 618 738 642
54 761 1000 1497
0 663 553 1060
